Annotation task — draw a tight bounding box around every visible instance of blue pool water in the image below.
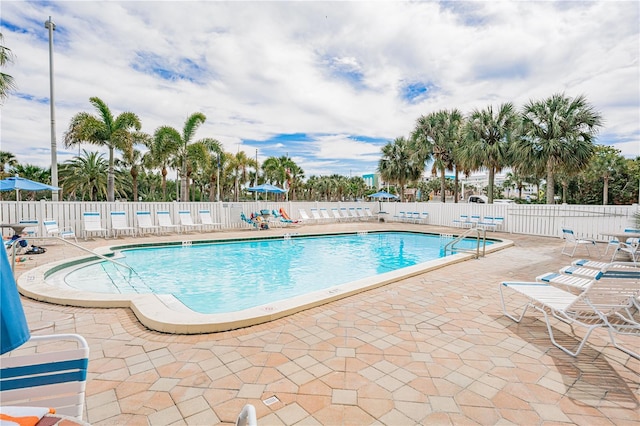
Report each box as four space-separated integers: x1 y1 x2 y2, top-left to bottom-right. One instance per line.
64 232 486 314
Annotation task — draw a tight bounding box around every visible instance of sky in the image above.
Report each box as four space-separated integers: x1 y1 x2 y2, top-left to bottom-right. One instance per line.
1 1 639 180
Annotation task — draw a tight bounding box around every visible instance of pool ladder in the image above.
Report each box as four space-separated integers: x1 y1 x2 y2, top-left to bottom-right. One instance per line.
442 227 487 259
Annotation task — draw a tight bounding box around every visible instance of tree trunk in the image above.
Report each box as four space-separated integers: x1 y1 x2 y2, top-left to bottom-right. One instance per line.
488 168 495 203
454 169 459 203
107 147 115 202
546 159 555 204
440 168 446 203
161 167 167 201
603 177 609 205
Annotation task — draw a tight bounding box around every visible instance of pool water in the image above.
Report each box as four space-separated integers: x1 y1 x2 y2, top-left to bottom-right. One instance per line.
64 232 485 314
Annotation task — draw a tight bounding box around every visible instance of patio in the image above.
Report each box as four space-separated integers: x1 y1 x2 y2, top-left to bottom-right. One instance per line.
10 222 639 425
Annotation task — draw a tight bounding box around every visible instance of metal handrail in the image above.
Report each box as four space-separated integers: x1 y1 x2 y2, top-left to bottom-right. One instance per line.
7 236 148 293
443 227 487 259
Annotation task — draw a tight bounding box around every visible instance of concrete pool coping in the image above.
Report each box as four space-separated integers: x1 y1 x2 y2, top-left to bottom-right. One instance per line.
17 229 514 334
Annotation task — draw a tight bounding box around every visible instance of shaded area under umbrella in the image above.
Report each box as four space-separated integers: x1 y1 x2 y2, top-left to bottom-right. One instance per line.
0 176 60 201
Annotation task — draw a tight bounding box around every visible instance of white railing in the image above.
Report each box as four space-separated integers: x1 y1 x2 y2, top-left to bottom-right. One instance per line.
1 200 637 242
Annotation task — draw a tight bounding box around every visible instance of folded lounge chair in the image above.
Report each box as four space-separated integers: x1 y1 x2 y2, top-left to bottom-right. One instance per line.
110 211 136 238
500 262 640 358
43 218 77 243
198 209 222 230
178 210 202 232
156 211 180 234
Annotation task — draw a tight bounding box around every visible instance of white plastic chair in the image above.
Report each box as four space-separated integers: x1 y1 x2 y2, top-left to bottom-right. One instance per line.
178 210 202 232
136 211 160 235
110 211 136 238
156 211 180 234
43 218 77 243
298 209 312 223
198 210 222 230
82 212 107 240
0 334 90 419
561 228 598 257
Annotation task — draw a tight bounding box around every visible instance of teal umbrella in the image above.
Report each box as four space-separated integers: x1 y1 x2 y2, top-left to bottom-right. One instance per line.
1 243 30 354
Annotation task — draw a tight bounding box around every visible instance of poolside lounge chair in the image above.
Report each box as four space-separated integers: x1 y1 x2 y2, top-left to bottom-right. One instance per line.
348 207 359 221
156 211 180 234
561 228 598 257
110 211 136 238
272 210 297 226
500 262 640 358
43 218 77 243
356 207 367 220
17 219 38 238
339 208 351 221
136 211 160 235
82 211 107 240
320 208 332 221
279 208 300 224
178 210 202 232
310 208 323 222
0 334 90 419
298 209 312 223
240 212 268 230
199 209 222 230
331 208 342 221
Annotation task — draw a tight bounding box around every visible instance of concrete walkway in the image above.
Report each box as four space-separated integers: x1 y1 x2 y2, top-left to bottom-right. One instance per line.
9 222 639 425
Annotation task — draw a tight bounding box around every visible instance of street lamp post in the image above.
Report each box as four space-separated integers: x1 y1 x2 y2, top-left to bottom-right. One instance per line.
45 16 58 201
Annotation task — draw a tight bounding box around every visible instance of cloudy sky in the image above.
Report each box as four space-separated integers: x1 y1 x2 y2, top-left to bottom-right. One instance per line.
1 1 639 178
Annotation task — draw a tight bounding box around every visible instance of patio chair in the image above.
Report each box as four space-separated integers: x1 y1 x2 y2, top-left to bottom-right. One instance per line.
320 208 332 221
339 208 351 222
156 211 180 234
310 208 323 222
82 211 107 240
110 211 136 238
198 209 222 230
364 207 376 221
136 211 160 235
298 209 312 223
331 208 343 221
43 218 77 243
561 228 598 257
178 210 202 233
0 334 90 419
17 219 38 238
611 238 639 263
279 208 300 223
348 207 360 221
500 262 640 358
356 207 367 220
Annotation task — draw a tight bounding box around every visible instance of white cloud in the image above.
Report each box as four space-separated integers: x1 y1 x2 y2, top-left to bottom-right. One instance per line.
1 0 638 177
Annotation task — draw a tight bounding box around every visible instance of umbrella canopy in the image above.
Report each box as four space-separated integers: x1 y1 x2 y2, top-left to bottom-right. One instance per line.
247 183 286 194
369 191 398 200
1 244 31 354
0 176 59 192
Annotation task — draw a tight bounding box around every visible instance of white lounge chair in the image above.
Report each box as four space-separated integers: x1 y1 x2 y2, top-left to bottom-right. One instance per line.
612 238 639 263
82 211 107 240
136 211 160 235
43 218 77 243
178 210 202 232
364 207 376 221
310 208 323 222
500 263 640 358
356 207 367 220
198 209 222 230
320 208 332 221
17 219 38 238
331 208 342 221
0 334 90 419
110 211 136 238
298 209 312 223
561 228 598 257
348 207 359 221
156 211 180 234
339 208 351 222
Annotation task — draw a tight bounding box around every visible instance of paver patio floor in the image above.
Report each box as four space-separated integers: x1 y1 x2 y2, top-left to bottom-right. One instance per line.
9 222 639 425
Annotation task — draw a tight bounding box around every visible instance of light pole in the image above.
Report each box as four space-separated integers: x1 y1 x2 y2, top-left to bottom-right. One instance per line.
255 149 258 201
45 16 58 201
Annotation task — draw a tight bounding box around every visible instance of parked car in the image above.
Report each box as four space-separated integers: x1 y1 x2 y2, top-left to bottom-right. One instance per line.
468 195 488 203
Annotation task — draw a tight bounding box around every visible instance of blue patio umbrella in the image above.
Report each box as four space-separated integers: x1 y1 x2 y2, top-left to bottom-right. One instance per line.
0 176 60 202
247 183 286 194
1 243 30 354
369 191 398 200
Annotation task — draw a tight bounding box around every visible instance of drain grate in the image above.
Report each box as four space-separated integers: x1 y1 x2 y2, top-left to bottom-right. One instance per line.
263 395 280 406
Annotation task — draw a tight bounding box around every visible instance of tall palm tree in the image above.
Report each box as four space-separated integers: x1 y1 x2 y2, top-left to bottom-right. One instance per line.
378 137 423 202
229 151 256 201
518 93 603 204
200 139 223 201
412 110 460 202
461 103 517 203
148 126 182 201
587 145 626 205
0 150 18 178
64 97 142 202
0 33 17 103
59 150 108 201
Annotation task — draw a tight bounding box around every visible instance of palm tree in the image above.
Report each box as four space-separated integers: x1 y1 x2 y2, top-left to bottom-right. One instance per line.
461 103 518 203
199 139 223 201
587 145 626 205
64 97 142 202
148 126 182 201
0 33 17 103
59 150 108 201
412 110 460 202
10 164 50 201
0 150 18 178
378 137 423 202
518 93 603 204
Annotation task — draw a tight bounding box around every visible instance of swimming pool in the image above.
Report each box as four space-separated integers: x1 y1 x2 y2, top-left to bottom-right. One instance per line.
62 231 487 314
22 230 511 333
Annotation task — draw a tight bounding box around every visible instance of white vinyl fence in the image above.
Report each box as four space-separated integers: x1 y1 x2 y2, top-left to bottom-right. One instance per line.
1 200 637 242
